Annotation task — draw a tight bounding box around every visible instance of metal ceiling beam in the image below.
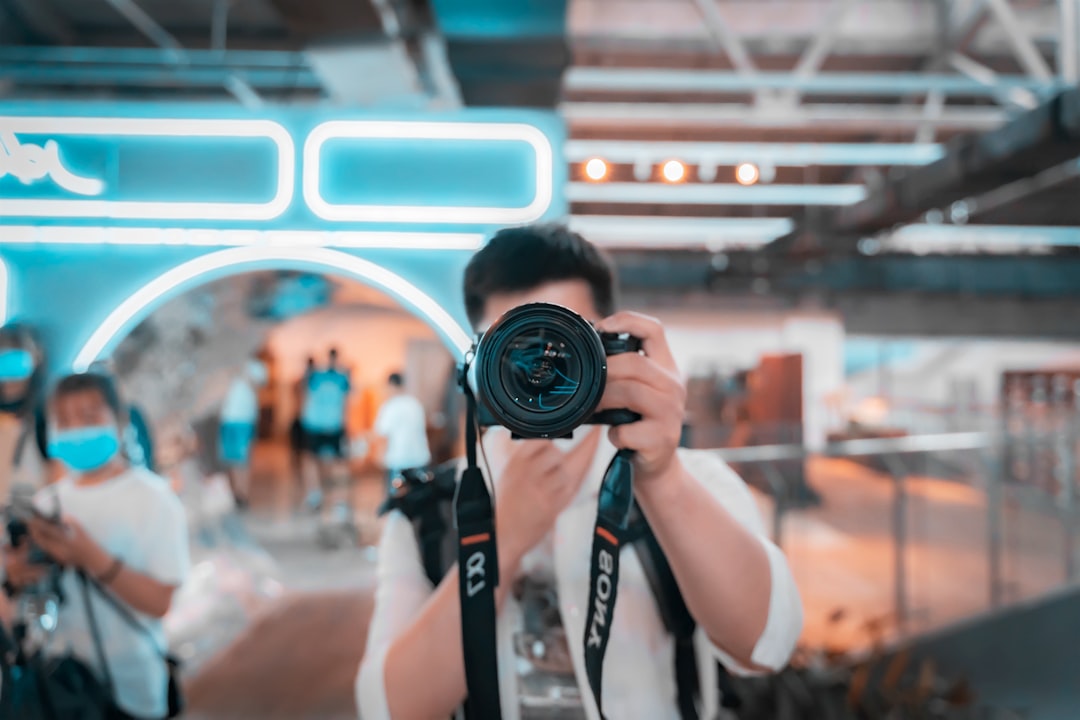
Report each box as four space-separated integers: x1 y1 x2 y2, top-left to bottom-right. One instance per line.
562 102 1009 131
1061 0 1080 83
567 182 867 206
0 64 321 89
101 0 265 107
563 67 1064 97
985 0 1054 81
948 52 1039 109
565 140 944 166
572 214 1080 252
0 46 311 68
691 0 756 73
569 215 792 249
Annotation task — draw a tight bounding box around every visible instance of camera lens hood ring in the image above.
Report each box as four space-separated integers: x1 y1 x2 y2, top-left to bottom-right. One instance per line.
475 303 608 439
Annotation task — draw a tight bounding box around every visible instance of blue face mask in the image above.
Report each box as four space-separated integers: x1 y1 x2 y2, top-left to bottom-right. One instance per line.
0 349 34 381
48 425 121 474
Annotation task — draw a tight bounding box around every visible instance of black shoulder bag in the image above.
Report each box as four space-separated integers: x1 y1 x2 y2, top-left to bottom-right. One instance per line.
78 572 184 719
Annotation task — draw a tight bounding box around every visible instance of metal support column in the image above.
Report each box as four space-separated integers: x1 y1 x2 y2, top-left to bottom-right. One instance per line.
1061 0 1080 84
761 462 787 548
883 453 909 637
984 442 1004 610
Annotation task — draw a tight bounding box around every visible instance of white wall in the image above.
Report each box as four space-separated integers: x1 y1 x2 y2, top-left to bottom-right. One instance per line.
648 308 846 450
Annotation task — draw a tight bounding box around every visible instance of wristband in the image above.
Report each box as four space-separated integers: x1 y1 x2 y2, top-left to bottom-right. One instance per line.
97 557 124 586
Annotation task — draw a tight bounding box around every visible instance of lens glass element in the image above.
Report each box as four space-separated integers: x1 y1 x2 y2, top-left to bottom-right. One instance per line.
499 329 582 414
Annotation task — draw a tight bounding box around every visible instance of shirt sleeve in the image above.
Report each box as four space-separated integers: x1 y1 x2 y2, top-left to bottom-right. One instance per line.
137 481 190 587
373 403 391 437
678 449 804 676
355 510 436 720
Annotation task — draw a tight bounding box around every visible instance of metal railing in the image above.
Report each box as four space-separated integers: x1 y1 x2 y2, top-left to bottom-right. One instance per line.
704 426 1079 642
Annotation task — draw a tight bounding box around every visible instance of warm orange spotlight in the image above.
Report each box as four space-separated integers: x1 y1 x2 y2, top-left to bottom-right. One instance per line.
661 160 686 183
584 157 609 182
736 162 760 186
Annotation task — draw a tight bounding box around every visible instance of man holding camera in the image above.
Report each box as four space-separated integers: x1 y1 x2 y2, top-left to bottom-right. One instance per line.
357 225 803 719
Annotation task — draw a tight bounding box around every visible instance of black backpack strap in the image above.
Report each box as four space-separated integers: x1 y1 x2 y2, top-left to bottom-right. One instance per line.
77 571 116 698
628 502 741 718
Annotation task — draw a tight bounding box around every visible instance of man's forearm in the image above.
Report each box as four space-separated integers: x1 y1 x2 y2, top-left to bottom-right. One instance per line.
635 461 773 667
383 544 522 719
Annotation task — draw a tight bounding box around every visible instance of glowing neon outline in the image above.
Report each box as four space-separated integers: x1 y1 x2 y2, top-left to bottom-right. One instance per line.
0 225 485 250
71 246 468 371
72 246 472 372
0 258 7 324
304 120 554 224
0 117 294 221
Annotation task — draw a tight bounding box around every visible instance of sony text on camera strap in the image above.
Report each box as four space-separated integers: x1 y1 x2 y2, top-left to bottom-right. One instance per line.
454 388 502 719
584 448 636 719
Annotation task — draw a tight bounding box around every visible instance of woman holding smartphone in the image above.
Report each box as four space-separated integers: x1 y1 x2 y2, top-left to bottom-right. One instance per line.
2 372 189 720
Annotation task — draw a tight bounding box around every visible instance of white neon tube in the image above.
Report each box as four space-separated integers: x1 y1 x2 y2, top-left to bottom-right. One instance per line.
303 120 554 224
0 117 295 221
0 226 485 251
73 246 473 371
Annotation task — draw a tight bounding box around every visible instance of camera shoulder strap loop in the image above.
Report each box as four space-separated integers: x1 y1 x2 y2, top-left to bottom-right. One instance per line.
454 391 502 720
584 448 636 720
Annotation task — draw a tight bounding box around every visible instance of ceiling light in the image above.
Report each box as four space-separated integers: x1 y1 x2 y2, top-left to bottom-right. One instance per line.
584 157 609 182
661 160 687 183
736 162 760 186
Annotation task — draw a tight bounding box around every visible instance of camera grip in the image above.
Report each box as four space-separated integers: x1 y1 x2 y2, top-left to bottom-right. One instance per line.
590 408 642 426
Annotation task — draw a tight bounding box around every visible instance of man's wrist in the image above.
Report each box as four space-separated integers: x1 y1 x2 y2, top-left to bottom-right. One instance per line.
634 457 691 511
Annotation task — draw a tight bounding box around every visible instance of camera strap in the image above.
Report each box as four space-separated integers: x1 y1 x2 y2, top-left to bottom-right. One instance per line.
583 449 636 720
454 391 502 720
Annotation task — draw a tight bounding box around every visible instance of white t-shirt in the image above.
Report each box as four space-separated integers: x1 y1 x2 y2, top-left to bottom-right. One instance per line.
357 430 804 720
220 378 258 425
374 394 431 472
37 467 190 719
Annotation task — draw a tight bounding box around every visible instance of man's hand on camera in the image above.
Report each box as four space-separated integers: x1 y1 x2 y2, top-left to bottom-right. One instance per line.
492 428 601 565
3 542 45 589
595 312 687 485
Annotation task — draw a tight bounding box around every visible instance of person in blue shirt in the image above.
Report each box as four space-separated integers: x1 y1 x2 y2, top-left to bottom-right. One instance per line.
299 348 351 511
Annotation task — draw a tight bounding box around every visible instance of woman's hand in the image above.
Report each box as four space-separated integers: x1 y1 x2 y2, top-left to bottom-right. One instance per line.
28 515 110 574
3 542 46 589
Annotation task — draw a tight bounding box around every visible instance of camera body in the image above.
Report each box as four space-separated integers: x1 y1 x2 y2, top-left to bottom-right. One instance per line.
463 303 642 439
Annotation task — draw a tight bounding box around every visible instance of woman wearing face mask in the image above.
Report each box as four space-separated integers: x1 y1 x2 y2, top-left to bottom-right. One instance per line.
0 324 52 506
2 372 189 720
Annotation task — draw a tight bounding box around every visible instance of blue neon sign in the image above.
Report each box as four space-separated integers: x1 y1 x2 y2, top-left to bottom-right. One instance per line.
0 103 564 235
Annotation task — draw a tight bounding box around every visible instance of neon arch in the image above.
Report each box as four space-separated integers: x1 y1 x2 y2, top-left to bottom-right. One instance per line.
72 246 474 372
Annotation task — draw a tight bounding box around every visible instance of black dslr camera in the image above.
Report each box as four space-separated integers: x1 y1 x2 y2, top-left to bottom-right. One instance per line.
463 303 643 439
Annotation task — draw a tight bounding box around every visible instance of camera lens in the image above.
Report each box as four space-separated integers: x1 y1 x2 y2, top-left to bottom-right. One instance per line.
474 303 607 439
499 330 583 415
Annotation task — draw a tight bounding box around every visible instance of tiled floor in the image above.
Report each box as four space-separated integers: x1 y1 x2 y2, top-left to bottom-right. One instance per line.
182 444 1076 718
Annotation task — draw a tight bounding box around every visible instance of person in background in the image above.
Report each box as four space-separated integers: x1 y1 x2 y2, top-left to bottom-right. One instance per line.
372 373 431 491
0 324 51 505
3 372 189 720
219 359 268 510
299 348 351 511
290 356 315 502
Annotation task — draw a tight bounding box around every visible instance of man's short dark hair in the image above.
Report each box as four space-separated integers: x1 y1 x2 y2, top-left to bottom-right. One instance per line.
52 372 124 419
388 373 404 387
328 348 339 359
463 224 616 329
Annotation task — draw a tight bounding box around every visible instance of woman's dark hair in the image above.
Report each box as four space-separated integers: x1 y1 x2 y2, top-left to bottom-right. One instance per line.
388 372 404 387
52 372 124 420
463 224 617 329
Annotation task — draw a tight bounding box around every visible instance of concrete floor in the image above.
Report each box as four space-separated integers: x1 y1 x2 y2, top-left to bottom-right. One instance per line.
179 444 1076 718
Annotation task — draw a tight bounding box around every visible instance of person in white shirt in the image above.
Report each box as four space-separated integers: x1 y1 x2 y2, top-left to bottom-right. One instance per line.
3 372 189 720
373 373 431 489
218 359 268 509
357 225 803 719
